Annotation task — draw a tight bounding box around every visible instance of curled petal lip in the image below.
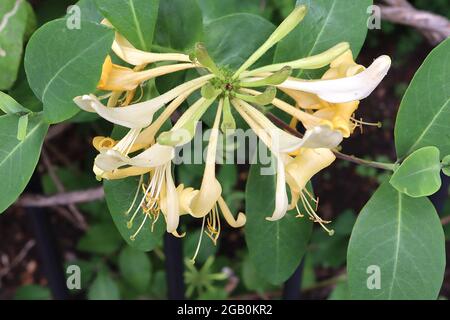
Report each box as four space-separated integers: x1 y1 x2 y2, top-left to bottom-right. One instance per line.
277 55 392 103
95 143 174 172
74 94 163 129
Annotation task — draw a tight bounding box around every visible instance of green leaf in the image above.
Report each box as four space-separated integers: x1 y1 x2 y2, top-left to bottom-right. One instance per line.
205 13 275 70
241 256 275 294
24 19 114 123
328 281 350 300
245 156 313 284
71 0 103 23
184 229 218 264
0 113 48 213
95 0 159 51
77 223 123 254
390 146 442 197
0 0 28 90
395 38 450 158
14 285 51 300
104 176 165 252
274 0 372 78
118 246 152 293
88 270 120 300
0 91 29 114
197 0 263 23
155 0 203 51
347 181 445 300
442 155 450 177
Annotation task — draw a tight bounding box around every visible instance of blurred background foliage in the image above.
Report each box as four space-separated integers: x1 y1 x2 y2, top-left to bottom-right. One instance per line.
0 0 449 300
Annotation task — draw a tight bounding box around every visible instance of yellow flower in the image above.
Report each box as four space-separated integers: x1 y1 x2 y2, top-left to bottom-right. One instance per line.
285 148 336 235
97 55 196 91
279 50 384 137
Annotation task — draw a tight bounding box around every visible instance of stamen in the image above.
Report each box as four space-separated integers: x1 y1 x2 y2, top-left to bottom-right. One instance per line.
206 205 221 245
130 213 149 241
191 217 207 264
124 175 144 215
299 191 334 236
295 203 304 218
351 116 382 134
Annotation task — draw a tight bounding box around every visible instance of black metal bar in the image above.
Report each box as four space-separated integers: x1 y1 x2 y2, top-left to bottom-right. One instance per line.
430 174 450 213
163 233 185 300
26 173 70 300
282 259 304 300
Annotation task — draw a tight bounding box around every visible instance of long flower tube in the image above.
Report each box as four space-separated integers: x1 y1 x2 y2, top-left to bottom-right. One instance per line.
242 42 351 77
97 55 197 91
275 55 391 103
112 32 192 65
189 100 224 218
233 99 340 224
74 74 214 129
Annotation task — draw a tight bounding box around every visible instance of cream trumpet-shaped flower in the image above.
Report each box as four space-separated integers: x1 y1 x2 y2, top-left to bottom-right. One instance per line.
74 75 213 129
242 42 351 77
280 50 367 137
112 32 191 66
274 55 391 103
238 88 344 149
97 55 196 91
232 99 341 222
189 100 223 218
284 148 336 235
125 162 181 236
95 143 175 174
101 18 191 66
280 50 365 110
162 184 246 247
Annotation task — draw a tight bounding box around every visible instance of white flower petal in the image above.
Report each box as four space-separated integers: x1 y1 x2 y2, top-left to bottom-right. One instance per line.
301 125 343 149
278 55 391 103
164 164 180 233
266 155 289 221
74 75 213 129
95 143 174 172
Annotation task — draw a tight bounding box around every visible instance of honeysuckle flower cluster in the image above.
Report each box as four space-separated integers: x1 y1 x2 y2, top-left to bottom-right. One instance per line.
74 6 391 259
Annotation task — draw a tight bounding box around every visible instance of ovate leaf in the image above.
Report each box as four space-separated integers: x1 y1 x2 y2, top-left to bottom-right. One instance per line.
104 177 165 252
197 0 263 23
95 0 159 51
118 246 152 293
25 19 114 123
0 113 48 213
71 0 103 23
155 0 203 51
0 91 29 114
0 0 28 90
390 146 442 197
88 270 120 300
442 155 450 177
77 223 123 255
205 13 275 70
245 156 313 285
274 0 372 78
347 182 445 300
395 38 450 158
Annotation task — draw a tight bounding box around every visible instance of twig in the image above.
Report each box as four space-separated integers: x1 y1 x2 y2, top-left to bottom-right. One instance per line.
0 240 36 284
441 215 450 226
41 149 88 231
17 187 104 208
379 0 450 45
266 113 396 171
